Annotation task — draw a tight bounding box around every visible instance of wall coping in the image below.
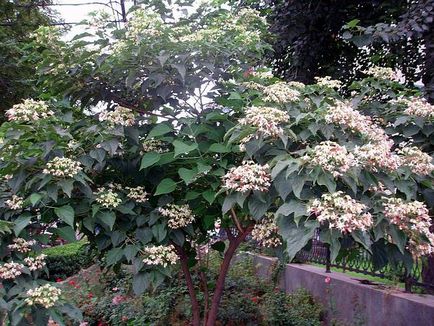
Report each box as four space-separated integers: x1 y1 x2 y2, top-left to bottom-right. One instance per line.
251 253 434 308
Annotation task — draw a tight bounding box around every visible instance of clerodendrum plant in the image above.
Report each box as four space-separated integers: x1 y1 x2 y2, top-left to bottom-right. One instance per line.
1 3 434 325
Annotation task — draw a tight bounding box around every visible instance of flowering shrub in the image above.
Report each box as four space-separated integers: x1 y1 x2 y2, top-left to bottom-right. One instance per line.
0 2 433 325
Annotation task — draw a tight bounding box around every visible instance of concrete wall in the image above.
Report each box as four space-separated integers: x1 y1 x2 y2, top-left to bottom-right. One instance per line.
251 254 434 326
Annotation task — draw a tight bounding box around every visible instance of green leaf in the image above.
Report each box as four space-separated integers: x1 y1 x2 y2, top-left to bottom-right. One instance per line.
290 174 306 199
124 245 140 262
13 214 32 236
152 224 167 242
147 124 172 139
140 152 161 170
57 303 83 322
59 179 74 197
197 162 212 174
208 143 230 153
248 194 271 221
54 205 75 227
106 247 124 266
276 200 307 226
202 190 216 204
277 218 318 262
55 226 77 243
186 191 201 200
133 272 150 295
389 224 407 254
178 168 198 184
173 140 197 157
316 173 336 193
155 178 177 195
29 193 42 206
96 211 116 230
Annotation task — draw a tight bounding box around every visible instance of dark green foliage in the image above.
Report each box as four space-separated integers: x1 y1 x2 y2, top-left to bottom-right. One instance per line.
0 0 56 119
43 240 95 280
260 289 323 326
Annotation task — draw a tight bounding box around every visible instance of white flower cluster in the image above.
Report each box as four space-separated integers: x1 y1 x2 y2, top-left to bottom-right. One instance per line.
392 97 434 119
158 204 195 229
383 198 434 258
326 101 400 172
142 245 178 267
325 101 388 143
404 98 434 119
99 106 135 127
24 254 47 271
314 76 342 89
308 192 373 233
0 262 24 279
126 9 164 41
354 141 400 172
5 195 24 210
305 141 358 177
140 138 169 153
287 81 306 89
5 99 54 122
262 82 301 104
8 238 36 253
94 187 122 208
126 186 148 203
251 214 282 248
25 284 62 308
43 157 82 178
397 146 434 175
222 161 271 193
364 66 399 81
239 106 289 138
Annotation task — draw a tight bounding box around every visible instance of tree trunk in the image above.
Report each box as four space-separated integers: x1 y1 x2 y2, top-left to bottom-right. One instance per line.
205 226 253 326
175 244 201 326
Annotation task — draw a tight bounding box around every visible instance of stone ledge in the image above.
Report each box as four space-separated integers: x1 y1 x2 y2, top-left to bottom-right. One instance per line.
250 254 434 326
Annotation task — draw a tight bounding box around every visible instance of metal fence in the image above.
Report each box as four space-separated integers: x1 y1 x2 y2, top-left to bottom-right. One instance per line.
294 230 434 294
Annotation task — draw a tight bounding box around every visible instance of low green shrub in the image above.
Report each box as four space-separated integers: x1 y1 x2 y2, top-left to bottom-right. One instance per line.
260 289 323 326
43 240 95 280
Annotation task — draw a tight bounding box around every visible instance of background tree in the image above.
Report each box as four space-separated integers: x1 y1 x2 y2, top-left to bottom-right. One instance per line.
0 0 57 121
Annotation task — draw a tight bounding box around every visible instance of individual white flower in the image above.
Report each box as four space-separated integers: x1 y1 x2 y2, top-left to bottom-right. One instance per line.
158 204 195 229
0 262 24 279
308 192 373 233
222 161 271 193
43 157 82 178
397 146 434 175
314 76 342 89
5 99 54 122
8 238 36 253
142 245 178 267
383 198 434 258
364 66 399 81
98 106 135 127
305 141 358 177
24 254 47 271
24 284 62 308
239 106 289 138
252 213 282 248
5 195 24 210
94 187 122 208
126 186 148 203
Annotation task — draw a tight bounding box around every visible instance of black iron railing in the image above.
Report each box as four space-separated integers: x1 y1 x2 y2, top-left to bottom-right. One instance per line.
294 232 434 294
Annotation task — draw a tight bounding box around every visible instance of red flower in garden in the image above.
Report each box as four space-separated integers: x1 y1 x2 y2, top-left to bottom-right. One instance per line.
251 296 259 304
56 278 63 283
121 316 129 322
87 292 93 299
325 276 331 284
68 280 76 286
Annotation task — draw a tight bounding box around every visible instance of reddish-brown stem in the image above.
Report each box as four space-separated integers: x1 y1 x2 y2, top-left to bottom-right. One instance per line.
173 243 201 326
230 207 244 234
205 225 254 326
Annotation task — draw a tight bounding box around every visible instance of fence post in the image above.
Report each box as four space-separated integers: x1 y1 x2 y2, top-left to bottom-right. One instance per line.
404 267 412 293
326 245 331 273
